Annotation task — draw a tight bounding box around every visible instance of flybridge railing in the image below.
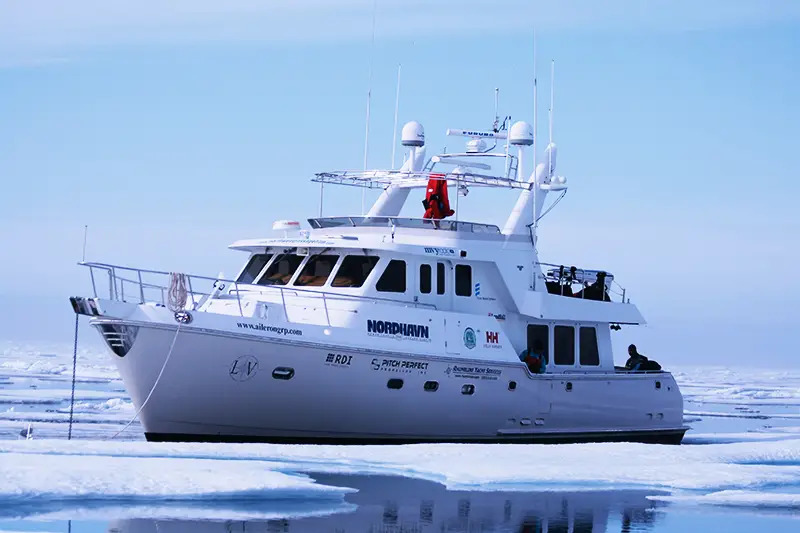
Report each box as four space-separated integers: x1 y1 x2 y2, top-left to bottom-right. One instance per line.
307 216 501 234
312 169 531 190
79 261 436 318
535 262 629 304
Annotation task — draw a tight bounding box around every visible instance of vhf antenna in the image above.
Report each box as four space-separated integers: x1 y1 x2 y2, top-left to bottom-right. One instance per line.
391 64 401 169
361 0 378 214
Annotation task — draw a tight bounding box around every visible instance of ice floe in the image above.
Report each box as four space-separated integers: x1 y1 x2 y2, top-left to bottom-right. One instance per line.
0 439 797 515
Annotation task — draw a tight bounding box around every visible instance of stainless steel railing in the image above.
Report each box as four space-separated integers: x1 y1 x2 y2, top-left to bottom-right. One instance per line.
79 261 436 318
535 262 629 303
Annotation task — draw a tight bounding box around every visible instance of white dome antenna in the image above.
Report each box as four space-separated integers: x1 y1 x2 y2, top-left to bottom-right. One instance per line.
509 121 534 146
401 121 425 147
401 121 424 171
510 121 533 181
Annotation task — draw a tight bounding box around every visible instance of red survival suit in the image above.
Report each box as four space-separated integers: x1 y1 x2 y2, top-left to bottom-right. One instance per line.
422 174 455 220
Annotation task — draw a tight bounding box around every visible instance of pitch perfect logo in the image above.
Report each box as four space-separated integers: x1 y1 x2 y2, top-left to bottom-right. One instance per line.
367 320 431 342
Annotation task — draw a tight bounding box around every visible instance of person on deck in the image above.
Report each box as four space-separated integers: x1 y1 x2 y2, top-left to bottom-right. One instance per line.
520 340 547 374
625 344 649 371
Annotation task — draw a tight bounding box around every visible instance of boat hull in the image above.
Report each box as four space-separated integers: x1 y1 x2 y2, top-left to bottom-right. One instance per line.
97 320 688 445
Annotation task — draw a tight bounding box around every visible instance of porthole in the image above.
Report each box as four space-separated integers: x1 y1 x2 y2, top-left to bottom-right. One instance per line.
655 381 662 389
272 367 295 380
387 378 404 390
508 381 517 391
424 381 439 392
565 381 573 392
461 384 475 395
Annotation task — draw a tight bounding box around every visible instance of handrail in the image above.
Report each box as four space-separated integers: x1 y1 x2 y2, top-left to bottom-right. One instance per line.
535 261 629 304
78 261 436 317
307 216 501 234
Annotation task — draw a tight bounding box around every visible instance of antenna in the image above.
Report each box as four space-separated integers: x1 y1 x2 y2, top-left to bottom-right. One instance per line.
493 88 500 132
391 64 401 169
361 0 378 214
532 31 538 243
548 59 554 178
549 59 555 146
533 30 538 177
81 224 88 262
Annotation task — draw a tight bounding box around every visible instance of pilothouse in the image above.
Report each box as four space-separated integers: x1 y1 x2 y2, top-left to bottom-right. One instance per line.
70 94 687 444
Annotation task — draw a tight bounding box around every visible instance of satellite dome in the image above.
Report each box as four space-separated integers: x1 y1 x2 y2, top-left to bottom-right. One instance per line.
509 121 534 146
401 121 425 147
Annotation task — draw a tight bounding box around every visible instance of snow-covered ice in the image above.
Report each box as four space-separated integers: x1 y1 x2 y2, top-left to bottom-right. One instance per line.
1 343 799 522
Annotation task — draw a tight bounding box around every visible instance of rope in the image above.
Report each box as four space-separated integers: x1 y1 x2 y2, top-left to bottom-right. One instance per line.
68 313 79 440
167 273 188 312
110 322 181 440
112 272 187 439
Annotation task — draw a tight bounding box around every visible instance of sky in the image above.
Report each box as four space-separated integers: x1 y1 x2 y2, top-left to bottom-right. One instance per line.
1 1 798 366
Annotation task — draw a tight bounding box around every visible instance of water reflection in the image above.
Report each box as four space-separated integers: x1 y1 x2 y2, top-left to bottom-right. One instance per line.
108 473 665 533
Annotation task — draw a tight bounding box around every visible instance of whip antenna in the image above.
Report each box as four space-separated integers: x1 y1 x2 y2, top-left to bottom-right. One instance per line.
362 0 378 213
391 64 401 169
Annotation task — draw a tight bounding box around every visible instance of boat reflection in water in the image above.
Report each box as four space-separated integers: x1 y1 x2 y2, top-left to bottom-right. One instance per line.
107 474 665 532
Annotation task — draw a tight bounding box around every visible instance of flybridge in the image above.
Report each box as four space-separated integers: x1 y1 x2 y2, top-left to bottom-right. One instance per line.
312 110 568 238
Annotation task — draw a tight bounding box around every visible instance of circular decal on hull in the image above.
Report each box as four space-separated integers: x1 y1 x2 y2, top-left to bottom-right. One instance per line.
230 355 259 381
463 327 477 350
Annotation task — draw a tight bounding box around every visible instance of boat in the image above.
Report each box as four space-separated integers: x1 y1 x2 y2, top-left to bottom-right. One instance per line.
69 104 687 444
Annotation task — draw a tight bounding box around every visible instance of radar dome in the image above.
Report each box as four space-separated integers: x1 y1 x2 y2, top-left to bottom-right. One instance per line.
509 121 534 146
401 121 425 147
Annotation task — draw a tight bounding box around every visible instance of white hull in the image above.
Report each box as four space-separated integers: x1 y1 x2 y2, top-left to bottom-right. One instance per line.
97 316 686 444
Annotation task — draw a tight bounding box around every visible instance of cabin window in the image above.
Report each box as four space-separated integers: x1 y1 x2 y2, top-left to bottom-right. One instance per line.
258 254 303 286
237 254 272 284
419 264 432 294
461 384 475 395
526 324 549 364
579 327 600 366
437 262 446 295
295 255 338 287
455 264 472 296
554 325 576 365
423 380 439 392
387 378 404 390
331 255 379 288
377 260 407 293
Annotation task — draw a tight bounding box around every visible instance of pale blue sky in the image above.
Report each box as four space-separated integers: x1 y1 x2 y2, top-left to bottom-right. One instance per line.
1 1 798 366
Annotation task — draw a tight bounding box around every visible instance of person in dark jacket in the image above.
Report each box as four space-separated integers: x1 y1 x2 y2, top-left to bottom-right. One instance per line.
625 344 649 371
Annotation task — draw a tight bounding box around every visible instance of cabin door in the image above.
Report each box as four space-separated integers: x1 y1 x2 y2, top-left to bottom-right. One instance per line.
415 260 452 310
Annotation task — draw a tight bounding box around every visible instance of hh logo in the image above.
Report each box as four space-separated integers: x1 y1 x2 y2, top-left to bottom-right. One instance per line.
485 331 499 344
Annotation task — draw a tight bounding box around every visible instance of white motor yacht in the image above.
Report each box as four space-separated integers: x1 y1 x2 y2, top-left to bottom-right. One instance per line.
70 114 686 444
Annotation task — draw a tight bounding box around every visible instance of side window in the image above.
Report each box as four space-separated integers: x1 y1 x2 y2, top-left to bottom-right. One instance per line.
437 262 446 295
455 264 472 297
554 325 575 365
331 255 379 288
258 254 303 286
527 324 549 363
295 255 338 287
419 264 432 294
237 254 272 284
579 327 600 366
376 260 406 293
